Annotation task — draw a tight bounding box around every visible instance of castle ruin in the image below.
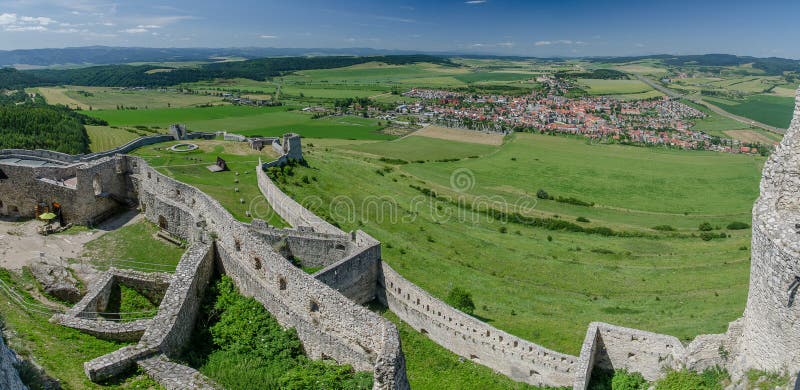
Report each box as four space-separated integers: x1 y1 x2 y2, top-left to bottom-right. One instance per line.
1 89 799 389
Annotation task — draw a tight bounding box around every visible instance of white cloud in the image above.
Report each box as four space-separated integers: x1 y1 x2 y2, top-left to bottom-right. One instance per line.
535 39 586 46
0 13 16 25
0 12 60 32
121 28 147 33
20 16 54 25
137 24 161 29
6 25 47 32
260 35 277 39
465 0 486 3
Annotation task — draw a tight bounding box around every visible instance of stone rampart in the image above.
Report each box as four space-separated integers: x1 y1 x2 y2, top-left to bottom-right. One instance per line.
379 262 576 387
256 159 343 235
315 230 381 304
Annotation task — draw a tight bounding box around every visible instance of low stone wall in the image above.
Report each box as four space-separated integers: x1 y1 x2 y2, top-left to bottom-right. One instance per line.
249 222 351 269
573 322 686 389
140 243 215 355
53 316 150 342
81 135 174 162
380 262 576 388
256 160 343 235
315 231 381 304
138 354 220 389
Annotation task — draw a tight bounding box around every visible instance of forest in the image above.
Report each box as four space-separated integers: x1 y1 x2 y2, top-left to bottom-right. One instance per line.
0 55 454 89
0 98 101 154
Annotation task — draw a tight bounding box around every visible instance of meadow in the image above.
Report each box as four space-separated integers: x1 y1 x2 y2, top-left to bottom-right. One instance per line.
347 135 499 161
576 79 655 95
34 86 224 110
83 105 396 141
275 134 761 356
85 125 141 152
130 139 289 227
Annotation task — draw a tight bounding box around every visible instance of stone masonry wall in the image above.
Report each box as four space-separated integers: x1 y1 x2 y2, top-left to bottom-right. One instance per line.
256 159 343 235
131 156 409 389
315 230 381 304
738 89 800 375
379 262 576 388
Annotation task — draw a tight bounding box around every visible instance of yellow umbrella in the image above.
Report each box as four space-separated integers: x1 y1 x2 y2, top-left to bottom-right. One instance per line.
39 212 57 221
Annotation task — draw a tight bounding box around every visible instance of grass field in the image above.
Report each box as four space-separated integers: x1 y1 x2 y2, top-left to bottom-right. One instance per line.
85 125 141 152
347 136 499 161
83 105 396 141
704 95 795 129
81 219 187 271
576 79 655 95
130 140 289 226
274 135 761 356
36 86 224 110
681 100 752 135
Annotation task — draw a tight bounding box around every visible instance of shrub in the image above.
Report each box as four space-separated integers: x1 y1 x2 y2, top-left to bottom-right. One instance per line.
576 216 590 223
536 189 550 199
700 232 715 241
655 368 728 390
652 225 676 231
611 369 648 390
726 221 750 230
499 226 508 233
699 222 713 231
446 287 475 315
547 235 553 242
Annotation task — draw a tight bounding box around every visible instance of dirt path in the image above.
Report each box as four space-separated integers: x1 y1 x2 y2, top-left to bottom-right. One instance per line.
0 210 142 270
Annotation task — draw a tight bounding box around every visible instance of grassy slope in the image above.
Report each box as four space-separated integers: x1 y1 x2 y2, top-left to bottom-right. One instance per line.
83 105 395 141
577 79 654 95
130 140 289 227
275 135 759 355
85 125 140 152
347 136 499 161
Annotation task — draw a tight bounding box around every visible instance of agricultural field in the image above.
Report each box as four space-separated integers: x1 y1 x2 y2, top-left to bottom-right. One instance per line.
129 139 289 227
704 95 795 129
276 134 762 356
33 86 224 110
85 125 141 152
83 105 396 140
576 79 656 96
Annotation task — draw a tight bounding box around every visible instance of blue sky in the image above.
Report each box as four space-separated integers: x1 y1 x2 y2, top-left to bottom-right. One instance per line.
0 0 798 58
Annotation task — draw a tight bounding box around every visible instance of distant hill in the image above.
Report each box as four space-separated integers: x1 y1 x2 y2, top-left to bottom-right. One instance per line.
0 55 455 89
0 46 425 68
586 54 800 75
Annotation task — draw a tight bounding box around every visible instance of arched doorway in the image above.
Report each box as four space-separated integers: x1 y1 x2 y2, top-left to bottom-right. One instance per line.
158 215 168 230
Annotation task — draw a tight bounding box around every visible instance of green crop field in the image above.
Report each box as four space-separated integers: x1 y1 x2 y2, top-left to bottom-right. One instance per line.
130 139 288 226
37 86 225 110
704 95 795 129
576 79 655 95
83 105 396 140
274 134 762 356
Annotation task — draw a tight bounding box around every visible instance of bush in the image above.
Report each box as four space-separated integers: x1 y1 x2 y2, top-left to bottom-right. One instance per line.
655 368 728 390
445 287 475 315
576 216 590 223
536 189 550 199
652 225 676 231
699 222 714 231
611 369 648 390
726 221 750 230
499 226 508 234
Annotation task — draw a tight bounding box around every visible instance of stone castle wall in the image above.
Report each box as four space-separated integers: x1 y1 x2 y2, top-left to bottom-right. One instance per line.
256 158 343 235
736 90 800 375
131 156 409 389
379 262 577 387
314 230 381 305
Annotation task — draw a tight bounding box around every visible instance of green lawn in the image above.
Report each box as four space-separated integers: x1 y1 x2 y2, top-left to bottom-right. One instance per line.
274 135 759 356
704 95 795 129
130 140 289 227
83 105 396 141
346 136 499 162
81 219 187 271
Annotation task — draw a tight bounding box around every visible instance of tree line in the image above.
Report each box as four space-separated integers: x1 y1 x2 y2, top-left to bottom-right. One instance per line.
0 55 455 89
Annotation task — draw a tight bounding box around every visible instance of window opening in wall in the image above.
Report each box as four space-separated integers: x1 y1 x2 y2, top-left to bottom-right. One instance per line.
253 257 262 270
158 215 167 230
309 300 319 312
279 276 287 290
92 174 103 196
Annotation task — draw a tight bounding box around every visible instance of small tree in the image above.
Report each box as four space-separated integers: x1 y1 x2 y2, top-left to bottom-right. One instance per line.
536 189 549 199
446 287 475 315
698 222 713 231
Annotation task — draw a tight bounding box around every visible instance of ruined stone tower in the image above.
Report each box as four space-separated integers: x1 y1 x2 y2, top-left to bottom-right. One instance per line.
737 90 800 375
